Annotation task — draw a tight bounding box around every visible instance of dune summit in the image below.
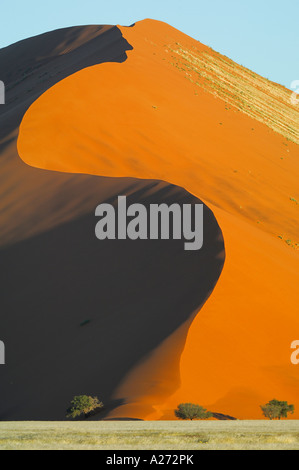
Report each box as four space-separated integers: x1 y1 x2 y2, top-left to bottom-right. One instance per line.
0 19 299 420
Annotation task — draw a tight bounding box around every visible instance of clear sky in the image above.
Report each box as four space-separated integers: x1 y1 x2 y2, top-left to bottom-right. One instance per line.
0 0 298 89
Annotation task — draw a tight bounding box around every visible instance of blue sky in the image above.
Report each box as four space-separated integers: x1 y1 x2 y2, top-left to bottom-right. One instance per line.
0 0 298 89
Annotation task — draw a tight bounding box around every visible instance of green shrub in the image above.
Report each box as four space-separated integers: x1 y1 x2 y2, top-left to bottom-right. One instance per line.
175 403 213 420
66 395 103 419
261 399 294 420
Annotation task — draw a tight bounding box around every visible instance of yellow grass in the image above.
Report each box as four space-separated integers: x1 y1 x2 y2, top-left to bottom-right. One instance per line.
168 42 299 144
0 420 299 450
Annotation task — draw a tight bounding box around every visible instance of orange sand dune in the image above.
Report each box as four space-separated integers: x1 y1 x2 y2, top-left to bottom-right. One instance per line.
17 19 299 419
0 24 224 421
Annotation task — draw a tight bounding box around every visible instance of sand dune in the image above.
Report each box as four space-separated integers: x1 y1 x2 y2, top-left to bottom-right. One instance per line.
1 19 299 420
0 24 224 420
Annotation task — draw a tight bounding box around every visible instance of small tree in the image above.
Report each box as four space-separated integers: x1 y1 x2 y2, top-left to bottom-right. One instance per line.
175 403 213 420
66 395 104 419
261 399 294 420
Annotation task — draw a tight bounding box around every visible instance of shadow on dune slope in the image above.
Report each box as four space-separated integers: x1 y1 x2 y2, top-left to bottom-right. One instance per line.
0 25 133 249
0 24 133 137
0 180 224 420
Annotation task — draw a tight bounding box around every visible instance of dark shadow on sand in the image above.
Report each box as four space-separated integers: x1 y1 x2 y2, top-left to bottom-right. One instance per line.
0 180 224 420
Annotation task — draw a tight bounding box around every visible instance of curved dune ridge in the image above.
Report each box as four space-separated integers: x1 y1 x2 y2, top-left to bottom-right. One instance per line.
0 22 224 421
2 18 299 420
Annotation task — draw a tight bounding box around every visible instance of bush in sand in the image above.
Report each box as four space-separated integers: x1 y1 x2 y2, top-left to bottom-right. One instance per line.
175 403 213 420
66 395 104 419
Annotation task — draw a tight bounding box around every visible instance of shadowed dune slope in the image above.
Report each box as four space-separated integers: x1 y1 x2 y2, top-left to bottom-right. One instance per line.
17 19 299 420
0 180 224 420
0 25 224 420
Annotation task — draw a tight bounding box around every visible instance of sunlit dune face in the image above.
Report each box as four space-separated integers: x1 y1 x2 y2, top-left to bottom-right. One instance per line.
17 20 299 420
18 21 299 243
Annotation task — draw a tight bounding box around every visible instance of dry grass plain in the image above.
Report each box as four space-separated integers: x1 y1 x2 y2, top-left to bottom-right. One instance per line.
0 420 298 450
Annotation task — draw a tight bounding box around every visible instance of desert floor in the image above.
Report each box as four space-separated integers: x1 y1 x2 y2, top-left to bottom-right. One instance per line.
0 420 298 450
